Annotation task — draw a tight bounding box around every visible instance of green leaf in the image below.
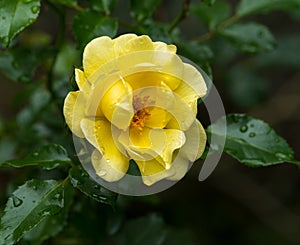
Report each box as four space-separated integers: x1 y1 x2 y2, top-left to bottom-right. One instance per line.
0 179 64 245
0 0 41 46
202 0 216 6
178 41 214 64
219 23 276 53
16 87 51 128
49 0 77 7
236 0 300 17
116 213 166 245
207 114 295 167
226 65 269 108
69 165 117 206
130 0 161 22
1 144 71 170
190 0 231 30
88 0 117 15
22 181 74 245
72 10 118 49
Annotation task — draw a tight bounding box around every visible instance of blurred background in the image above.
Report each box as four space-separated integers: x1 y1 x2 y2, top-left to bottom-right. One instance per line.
0 0 300 244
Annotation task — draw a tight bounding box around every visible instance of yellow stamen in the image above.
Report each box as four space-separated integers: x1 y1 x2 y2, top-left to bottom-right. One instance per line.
130 96 151 134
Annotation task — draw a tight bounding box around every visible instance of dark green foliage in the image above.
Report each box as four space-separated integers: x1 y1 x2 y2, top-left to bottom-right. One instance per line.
0 0 299 244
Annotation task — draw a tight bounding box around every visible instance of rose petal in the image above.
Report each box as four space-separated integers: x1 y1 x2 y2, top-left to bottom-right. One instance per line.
167 119 207 181
100 79 134 130
134 158 176 186
81 118 130 181
63 91 85 137
153 41 177 53
91 149 128 182
83 36 115 77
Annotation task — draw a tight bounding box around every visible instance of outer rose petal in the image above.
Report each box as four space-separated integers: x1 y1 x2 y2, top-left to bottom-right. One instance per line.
119 35 154 54
81 118 130 181
83 36 115 77
167 119 207 181
153 41 177 53
114 33 138 55
119 127 185 171
134 158 176 186
63 91 85 138
179 63 207 98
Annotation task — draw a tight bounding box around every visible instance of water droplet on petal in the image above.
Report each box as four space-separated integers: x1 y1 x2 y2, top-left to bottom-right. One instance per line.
249 132 256 138
98 169 107 176
31 6 39 14
12 196 23 207
239 125 248 133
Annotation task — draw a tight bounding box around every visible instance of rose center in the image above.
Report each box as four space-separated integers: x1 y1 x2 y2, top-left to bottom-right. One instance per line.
130 95 151 134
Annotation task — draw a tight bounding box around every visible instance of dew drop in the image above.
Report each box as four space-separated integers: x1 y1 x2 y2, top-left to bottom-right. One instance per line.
98 169 107 176
249 132 256 138
12 196 23 207
93 154 99 160
54 193 61 200
239 125 248 133
31 6 39 14
275 153 289 161
1 36 9 46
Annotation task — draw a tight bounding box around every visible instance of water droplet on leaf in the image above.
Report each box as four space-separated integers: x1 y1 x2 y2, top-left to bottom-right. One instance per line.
12 196 23 207
249 132 256 138
1 36 9 46
275 153 289 161
239 125 248 133
54 193 61 200
31 6 39 14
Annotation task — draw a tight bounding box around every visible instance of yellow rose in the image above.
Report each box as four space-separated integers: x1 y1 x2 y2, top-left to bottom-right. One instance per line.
64 34 207 186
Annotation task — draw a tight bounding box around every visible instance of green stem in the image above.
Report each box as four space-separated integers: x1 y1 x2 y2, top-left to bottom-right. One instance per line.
168 0 191 33
196 14 240 42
